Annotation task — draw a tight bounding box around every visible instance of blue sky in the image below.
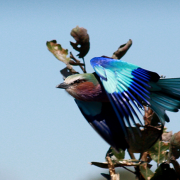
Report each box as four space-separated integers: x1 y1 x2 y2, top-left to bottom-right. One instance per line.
1 0 180 179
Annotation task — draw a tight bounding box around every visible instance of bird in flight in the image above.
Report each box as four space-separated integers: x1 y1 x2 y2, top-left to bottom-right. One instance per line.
57 56 180 151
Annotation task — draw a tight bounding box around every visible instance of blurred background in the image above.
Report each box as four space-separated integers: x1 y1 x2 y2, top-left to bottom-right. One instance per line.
1 0 180 179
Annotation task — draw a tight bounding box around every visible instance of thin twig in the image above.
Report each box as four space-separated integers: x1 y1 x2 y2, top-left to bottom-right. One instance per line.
70 52 86 73
69 60 85 66
122 166 135 174
82 57 86 72
106 156 115 176
128 149 144 180
106 156 120 180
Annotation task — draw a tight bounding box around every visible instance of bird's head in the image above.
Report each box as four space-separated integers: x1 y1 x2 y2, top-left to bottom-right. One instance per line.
56 73 106 101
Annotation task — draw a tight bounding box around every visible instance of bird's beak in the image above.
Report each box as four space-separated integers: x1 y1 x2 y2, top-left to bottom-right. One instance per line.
56 82 70 89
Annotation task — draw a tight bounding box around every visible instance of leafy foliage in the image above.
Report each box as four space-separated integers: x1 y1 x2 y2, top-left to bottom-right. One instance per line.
47 26 180 180
148 140 169 164
139 164 154 180
106 147 125 162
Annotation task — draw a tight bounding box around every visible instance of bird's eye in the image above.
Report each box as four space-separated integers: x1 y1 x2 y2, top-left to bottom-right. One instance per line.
74 79 80 84
72 79 86 84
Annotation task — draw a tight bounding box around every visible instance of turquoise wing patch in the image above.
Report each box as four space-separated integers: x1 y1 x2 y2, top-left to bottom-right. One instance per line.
90 57 160 137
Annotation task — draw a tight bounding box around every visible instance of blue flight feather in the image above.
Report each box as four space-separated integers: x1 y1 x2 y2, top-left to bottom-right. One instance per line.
75 99 129 151
91 56 180 130
72 57 180 151
90 57 162 138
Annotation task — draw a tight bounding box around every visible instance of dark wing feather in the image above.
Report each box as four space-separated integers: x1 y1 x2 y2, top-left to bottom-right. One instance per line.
90 57 160 137
75 99 129 151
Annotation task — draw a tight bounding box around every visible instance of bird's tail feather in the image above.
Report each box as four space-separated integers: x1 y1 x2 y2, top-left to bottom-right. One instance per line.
157 78 180 99
149 78 180 124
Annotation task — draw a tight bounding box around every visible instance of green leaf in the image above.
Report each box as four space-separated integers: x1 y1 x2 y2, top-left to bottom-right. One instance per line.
106 147 125 163
151 163 177 180
140 164 154 180
46 40 70 64
70 26 90 58
128 126 162 153
148 140 169 164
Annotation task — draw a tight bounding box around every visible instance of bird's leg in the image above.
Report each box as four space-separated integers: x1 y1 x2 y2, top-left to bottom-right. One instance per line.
128 149 136 159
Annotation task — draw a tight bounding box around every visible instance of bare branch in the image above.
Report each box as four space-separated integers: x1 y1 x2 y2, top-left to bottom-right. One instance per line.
70 52 86 73
122 167 135 174
106 156 120 180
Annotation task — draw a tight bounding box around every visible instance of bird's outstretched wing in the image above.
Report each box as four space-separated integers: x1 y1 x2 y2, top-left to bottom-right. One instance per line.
90 57 160 137
75 99 129 151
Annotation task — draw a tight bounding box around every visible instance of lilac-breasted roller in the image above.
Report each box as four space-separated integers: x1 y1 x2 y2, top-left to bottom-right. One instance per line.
57 57 180 151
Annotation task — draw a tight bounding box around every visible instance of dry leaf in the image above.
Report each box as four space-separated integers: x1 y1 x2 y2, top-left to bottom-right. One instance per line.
46 40 70 64
70 26 90 58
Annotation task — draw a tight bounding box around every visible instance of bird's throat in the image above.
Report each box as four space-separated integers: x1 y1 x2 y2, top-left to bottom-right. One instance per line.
66 82 108 102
